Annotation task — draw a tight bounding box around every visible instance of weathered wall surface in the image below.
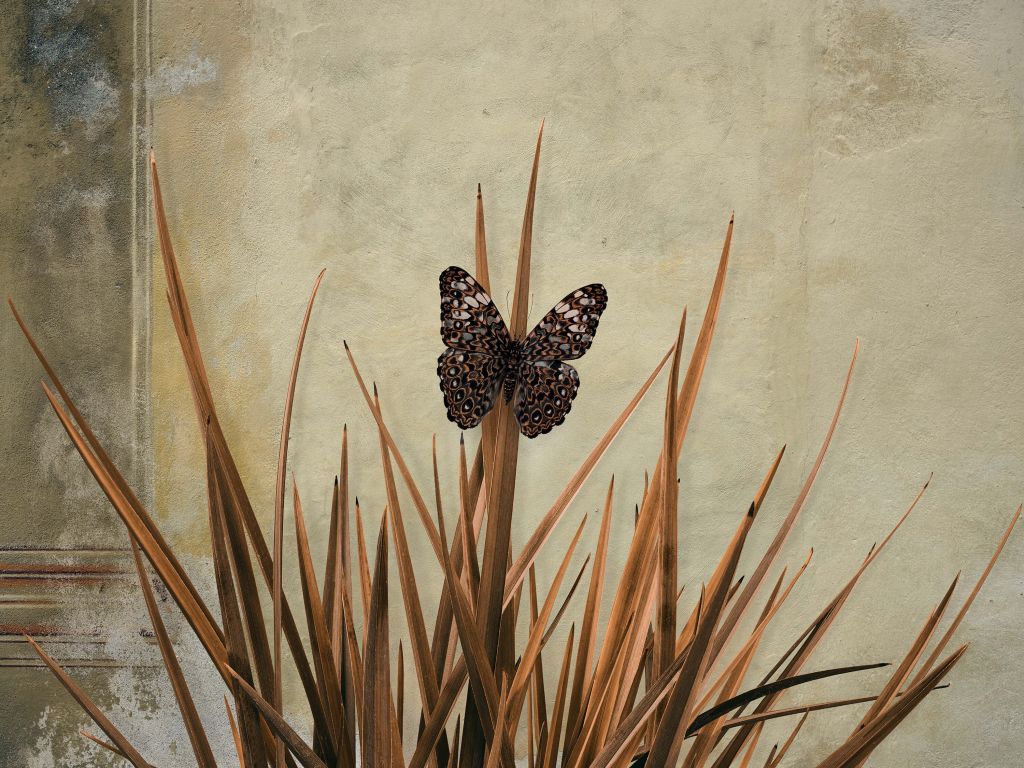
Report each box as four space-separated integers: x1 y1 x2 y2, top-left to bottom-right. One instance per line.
3 0 1023 765
0 0 153 762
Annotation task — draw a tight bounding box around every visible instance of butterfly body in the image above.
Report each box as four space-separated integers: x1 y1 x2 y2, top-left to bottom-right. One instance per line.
437 265 608 438
500 340 524 403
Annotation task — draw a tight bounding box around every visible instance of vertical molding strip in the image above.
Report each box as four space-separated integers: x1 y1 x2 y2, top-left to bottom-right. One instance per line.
130 0 154 507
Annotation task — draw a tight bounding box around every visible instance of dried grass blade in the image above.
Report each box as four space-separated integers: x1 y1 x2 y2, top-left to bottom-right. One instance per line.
397 641 405 739
207 445 273 766
38 384 227 669
709 492 920 768
686 662 888 738
766 711 809 767
681 565 798 766
342 342 444 565
338 577 366 729
505 345 674 606
852 574 959 732
7 301 212 636
363 512 394 768
711 340 859 664
673 214 734 455
465 124 544 765
474 185 498 468
25 635 153 768
355 500 373 628
542 624 576 768
528 568 549 741
459 436 482 604
588 633 696 768
224 697 248 768
908 504 1020 689
507 518 589 730
408 658 470 768
433 481 515 766
718 695 876 732
376 415 442 726
150 155 322 731
656 307 687 680
429 436 460 685
436 503 500 725
813 646 968 768
272 269 325 767
450 716 462 768
293 483 346 756
696 552 811 716
129 538 217 767
565 476 615 746
226 668 328 768
211 455 274 698
646 503 756 767
509 119 543 336
482 677 513 768
323 475 340 643
540 557 590 649
79 730 128 760
736 722 763 768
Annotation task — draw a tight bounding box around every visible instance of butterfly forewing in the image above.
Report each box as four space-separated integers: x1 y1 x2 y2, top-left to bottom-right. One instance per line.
521 283 608 361
439 266 512 355
514 360 581 437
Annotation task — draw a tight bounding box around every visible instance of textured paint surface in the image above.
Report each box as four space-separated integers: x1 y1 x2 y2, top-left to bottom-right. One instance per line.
0 0 152 762
3 0 1024 765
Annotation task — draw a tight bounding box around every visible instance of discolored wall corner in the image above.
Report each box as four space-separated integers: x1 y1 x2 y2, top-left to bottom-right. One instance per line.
0 0 152 763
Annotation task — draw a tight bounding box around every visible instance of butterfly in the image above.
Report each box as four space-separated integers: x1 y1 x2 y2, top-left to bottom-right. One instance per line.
437 265 608 438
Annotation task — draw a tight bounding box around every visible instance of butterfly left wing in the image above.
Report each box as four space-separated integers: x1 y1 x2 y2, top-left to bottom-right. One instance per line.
439 266 511 356
514 360 581 438
520 283 608 361
438 348 505 429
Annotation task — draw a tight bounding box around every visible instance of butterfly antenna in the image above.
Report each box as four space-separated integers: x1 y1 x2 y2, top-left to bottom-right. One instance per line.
505 290 512 317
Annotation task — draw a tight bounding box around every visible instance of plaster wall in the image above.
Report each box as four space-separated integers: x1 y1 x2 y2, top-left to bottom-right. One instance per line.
2 0 1022 765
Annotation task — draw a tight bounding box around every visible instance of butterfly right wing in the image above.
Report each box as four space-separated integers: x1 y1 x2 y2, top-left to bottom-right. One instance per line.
514 359 581 438
439 266 511 355
520 283 608 361
438 349 505 429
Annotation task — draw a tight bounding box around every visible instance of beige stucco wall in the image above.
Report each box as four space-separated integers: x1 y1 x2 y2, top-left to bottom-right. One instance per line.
4 0 1022 765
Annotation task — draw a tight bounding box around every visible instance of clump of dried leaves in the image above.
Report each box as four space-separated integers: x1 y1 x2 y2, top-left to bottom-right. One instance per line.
10 129 1018 768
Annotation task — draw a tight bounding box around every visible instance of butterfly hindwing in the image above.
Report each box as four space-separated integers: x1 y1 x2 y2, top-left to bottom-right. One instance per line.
439 266 512 356
521 283 608 361
514 360 581 438
437 348 505 429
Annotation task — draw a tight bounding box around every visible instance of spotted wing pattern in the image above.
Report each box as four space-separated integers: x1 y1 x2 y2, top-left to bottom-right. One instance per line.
437 348 505 429
439 266 511 355
521 284 608 361
514 360 581 438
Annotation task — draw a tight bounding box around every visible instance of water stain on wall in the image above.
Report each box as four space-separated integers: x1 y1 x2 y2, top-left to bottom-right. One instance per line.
815 1 946 155
1 0 150 763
